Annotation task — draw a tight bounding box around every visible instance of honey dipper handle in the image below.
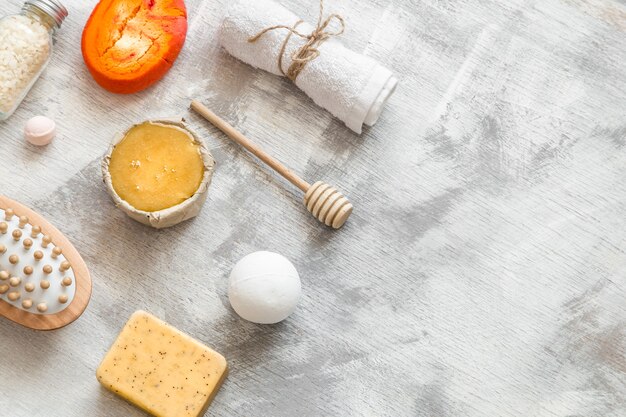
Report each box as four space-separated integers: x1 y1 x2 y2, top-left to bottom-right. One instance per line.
191 100 311 193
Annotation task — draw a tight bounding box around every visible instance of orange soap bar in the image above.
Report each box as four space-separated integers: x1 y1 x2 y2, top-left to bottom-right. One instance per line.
82 0 187 94
97 311 228 417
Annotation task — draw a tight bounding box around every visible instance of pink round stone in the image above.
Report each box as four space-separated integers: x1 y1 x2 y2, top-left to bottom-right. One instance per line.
24 116 56 146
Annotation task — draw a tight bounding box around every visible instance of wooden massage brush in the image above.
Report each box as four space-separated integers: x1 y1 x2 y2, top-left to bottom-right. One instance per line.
191 100 353 229
0 195 92 330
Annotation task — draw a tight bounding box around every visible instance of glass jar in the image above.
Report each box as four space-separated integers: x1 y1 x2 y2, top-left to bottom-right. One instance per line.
0 0 67 121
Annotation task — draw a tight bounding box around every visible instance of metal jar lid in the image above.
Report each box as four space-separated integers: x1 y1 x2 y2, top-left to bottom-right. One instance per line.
24 0 68 28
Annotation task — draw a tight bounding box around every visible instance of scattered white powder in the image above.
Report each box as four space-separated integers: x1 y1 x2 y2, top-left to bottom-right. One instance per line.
0 15 50 114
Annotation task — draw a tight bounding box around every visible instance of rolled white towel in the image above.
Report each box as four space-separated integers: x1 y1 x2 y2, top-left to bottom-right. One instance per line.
220 0 397 134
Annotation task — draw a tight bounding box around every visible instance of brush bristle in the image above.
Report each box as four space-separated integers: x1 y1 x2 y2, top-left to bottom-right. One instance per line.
0 207 76 315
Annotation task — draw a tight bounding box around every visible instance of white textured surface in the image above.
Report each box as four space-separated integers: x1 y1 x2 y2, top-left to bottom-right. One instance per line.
0 0 625 416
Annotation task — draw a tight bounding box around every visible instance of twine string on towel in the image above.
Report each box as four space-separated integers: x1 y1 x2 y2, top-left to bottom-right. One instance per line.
248 0 345 81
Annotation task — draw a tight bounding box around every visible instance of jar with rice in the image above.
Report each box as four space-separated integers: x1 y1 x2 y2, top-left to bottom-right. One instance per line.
0 0 67 121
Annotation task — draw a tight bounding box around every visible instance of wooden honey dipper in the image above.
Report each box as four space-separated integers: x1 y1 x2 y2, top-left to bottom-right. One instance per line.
191 100 353 229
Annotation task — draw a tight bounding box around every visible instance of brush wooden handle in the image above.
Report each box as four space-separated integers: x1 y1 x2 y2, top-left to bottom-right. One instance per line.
190 100 353 229
190 100 310 192
0 195 92 330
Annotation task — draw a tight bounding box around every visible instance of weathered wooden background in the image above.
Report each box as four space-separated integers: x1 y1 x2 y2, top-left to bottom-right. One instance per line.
1 0 625 415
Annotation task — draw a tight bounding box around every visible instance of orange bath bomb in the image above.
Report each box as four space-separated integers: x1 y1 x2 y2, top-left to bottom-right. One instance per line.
82 0 187 94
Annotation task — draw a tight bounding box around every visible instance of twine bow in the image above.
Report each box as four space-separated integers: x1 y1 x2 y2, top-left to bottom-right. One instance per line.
248 0 345 81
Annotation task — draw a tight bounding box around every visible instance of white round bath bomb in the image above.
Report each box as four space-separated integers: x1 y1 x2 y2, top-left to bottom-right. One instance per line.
24 116 56 146
228 251 301 324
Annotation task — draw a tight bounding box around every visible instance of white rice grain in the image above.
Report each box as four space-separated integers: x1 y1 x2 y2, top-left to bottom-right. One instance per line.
0 15 50 114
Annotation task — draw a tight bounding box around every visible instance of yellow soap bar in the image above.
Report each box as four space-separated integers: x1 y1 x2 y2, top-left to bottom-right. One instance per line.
108 122 205 212
96 311 228 417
